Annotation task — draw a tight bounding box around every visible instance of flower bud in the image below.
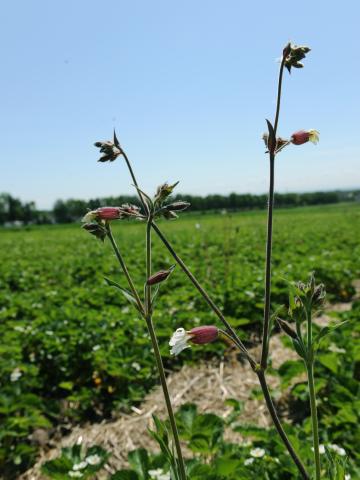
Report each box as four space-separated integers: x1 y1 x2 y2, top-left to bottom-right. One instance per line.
188 325 219 344
162 210 178 220
164 201 190 212
276 318 298 339
154 182 179 205
82 222 107 242
119 204 142 218
82 207 122 223
82 205 142 223
291 129 319 145
284 43 311 73
146 266 175 285
94 140 122 162
169 325 219 355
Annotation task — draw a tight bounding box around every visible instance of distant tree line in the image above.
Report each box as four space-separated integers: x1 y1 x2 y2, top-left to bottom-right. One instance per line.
0 193 51 225
0 190 359 225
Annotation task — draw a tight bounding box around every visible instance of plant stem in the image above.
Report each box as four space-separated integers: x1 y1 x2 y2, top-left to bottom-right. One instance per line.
306 305 321 480
260 55 285 370
145 220 187 480
117 100 307 478
260 152 275 369
151 221 256 369
307 362 321 480
122 151 149 215
219 329 310 480
106 224 145 315
257 371 310 480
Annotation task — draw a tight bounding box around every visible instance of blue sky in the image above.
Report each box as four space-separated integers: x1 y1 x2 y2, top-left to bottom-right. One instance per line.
1 0 359 209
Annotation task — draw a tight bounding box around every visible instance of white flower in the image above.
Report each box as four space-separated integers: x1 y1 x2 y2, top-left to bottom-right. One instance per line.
69 472 83 478
244 458 254 466
345 474 351 480
148 468 170 480
328 344 346 354
250 448 265 458
85 454 101 465
195 223 201 229
73 461 87 470
10 368 22 382
82 211 97 223
328 444 346 456
131 362 141 371
312 444 325 454
308 129 320 144
169 328 192 355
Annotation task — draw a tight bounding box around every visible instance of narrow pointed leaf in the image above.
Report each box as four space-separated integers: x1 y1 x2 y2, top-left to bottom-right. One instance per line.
104 277 141 312
265 118 276 152
113 129 121 148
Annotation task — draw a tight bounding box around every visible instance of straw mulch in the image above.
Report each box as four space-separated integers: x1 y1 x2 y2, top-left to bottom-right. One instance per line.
22 280 360 479
21 336 297 479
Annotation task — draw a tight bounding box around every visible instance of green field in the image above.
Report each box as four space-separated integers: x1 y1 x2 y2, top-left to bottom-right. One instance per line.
1 203 359 476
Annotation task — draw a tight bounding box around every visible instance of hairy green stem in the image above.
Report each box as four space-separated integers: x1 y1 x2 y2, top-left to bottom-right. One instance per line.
307 362 321 480
260 153 275 369
106 224 145 315
260 55 285 369
306 305 321 479
220 329 309 480
145 221 187 480
258 371 310 480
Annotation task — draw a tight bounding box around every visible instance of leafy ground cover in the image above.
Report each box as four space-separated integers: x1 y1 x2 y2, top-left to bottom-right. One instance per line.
0 203 359 477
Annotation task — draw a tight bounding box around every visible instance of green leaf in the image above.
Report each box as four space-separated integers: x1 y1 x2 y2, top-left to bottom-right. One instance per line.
128 448 150 480
292 338 306 359
278 360 305 388
313 321 349 349
176 403 197 437
265 119 276 152
104 277 141 312
58 381 74 391
318 353 338 374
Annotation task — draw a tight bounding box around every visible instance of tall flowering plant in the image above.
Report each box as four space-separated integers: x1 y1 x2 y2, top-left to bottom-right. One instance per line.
81 43 346 479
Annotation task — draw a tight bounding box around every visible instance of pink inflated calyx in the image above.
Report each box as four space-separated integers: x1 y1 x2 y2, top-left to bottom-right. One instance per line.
291 130 309 145
291 129 319 145
96 207 121 220
188 326 219 344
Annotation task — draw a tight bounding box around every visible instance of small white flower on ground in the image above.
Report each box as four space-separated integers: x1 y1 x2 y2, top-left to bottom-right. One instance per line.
345 474 351 480
10 368 22 382
250 447 265 458
244 458 254 466
131 362 141 371
85 454 101 465
328 344 346 354
148 468 170 480
169 328 192 355
312 444 325 454
242 440 252 447
195 223 201 229
328 444 346 456
73 461 88 470
69 472 83 478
